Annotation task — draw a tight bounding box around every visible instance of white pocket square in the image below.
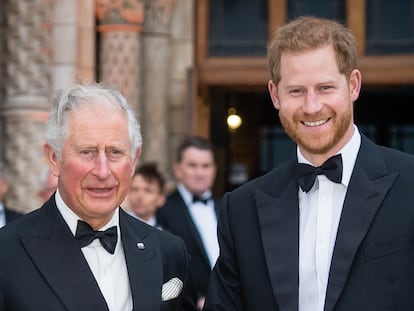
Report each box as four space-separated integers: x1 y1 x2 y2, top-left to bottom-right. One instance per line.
161 277 183 301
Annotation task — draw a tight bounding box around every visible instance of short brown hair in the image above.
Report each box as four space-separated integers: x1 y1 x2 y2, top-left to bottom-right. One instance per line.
134 162 165 193
268 16 358 85
176 136 215 163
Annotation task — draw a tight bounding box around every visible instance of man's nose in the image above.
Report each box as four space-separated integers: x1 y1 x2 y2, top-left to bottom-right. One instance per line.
93 153 111 179
302 90 322 114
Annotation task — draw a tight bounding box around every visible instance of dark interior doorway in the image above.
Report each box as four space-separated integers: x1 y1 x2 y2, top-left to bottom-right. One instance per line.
210 85 414 196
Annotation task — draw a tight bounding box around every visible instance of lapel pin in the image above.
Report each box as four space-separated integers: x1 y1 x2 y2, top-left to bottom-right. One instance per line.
137 242 145 250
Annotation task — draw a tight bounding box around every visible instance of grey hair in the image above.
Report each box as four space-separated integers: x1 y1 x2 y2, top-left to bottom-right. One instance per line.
45 82 142 160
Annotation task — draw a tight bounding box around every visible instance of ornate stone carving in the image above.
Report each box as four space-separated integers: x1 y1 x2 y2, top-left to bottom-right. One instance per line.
4 0 51 100
144 0 176 32
1 0 51 212
96 0 144 134
100 32 141 108
96 0 144 31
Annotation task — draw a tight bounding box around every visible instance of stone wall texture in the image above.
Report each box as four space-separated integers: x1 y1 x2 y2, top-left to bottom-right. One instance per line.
0 0 194 212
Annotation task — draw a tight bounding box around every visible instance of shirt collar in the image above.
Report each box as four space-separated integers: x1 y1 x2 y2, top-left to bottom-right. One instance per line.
55 189 120 236
128 211 157 227
297 124 361 187
177 183 212 206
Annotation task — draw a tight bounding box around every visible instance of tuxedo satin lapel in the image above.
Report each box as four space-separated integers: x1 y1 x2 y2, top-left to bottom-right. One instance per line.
20 202 108 311
120 209 163 310
177 194 211 267
256 164 300 311
324 140 398 311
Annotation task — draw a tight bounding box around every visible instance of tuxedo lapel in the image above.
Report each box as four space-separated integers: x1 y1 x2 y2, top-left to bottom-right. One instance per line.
20 201 108 311
324 137 398 311
120 209 163 310
176 193 211 267
256 162 300 311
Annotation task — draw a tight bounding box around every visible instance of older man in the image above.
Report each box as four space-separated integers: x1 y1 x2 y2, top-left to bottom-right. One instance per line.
0 83 196 311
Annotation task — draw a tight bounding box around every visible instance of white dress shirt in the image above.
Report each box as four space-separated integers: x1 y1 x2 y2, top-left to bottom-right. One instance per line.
178 184 219 268
55 190 133 311
128 211 160 229
298 125 361 311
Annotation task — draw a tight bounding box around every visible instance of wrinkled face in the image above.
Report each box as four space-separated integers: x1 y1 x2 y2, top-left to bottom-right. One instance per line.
174 147 216 196
128 175 165 221
268 45 361 164
45 104 140 229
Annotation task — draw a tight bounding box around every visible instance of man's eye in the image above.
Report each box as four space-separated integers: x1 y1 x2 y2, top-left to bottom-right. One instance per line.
110 149 122 155
320 85 333 92
290 89 304 96
108 149 125 159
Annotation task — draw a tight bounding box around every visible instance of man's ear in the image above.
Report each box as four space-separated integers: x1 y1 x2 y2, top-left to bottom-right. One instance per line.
44 144 60 177
349 69 362 102
268 80 280 110
131 147 142 176
173 162 181 180
157 195 166 208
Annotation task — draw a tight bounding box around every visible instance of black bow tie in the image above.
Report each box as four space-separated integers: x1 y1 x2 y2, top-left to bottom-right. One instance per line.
75 220 118 254
296 154 343 193
193 195 210 205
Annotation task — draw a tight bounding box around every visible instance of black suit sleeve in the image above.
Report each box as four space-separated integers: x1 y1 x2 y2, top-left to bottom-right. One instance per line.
203 193 245 311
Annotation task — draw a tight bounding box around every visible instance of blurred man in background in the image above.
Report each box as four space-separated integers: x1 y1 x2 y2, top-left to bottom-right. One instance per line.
157 136 219 310
37 166 58 203
128 162 166 229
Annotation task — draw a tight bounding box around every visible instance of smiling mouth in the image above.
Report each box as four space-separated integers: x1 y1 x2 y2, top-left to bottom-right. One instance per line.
90 188 112 192
302 118 329 127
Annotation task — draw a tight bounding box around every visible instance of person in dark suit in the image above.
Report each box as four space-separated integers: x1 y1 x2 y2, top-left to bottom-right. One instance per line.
0 82 196 311
157 136 219 310
203 16 414 311
37 166 58 203
0 162 22 227
127 162 166 229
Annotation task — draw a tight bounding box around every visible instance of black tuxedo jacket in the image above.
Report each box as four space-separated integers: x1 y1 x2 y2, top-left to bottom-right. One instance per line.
204 135 414 311
157 190 219 298
0 197 196 311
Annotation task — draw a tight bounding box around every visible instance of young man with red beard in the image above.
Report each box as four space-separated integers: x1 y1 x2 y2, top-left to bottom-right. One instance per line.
203 16 414 311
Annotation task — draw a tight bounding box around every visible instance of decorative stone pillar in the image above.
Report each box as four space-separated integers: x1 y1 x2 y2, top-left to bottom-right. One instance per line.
95 0 144 123
0 0 5 109
141 0 176 175
1 0 52 212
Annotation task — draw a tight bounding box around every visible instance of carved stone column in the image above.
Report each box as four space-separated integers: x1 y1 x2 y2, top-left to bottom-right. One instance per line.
141 0 176 175
0 0 5 109
95 0 144 122
1 0 52 212
0 0 4 160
